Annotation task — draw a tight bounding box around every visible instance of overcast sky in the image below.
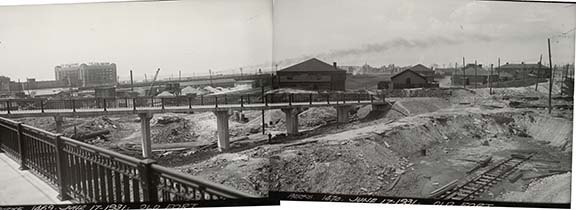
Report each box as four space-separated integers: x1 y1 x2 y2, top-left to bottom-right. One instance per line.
0 0 574 81
274 0 576 69
0 0 273 81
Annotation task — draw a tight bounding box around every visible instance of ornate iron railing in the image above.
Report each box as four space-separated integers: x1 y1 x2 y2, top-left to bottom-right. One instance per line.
0 117 255 203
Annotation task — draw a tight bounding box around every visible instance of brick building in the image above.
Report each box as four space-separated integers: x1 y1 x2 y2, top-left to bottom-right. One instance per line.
276 58 346 91
55 63 117 87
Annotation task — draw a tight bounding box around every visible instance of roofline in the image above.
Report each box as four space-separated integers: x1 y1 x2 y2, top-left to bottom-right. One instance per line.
390 69 428 80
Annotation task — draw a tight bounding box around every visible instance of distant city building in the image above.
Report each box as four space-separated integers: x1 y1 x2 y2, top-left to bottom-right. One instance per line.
452 64 498 86
276 58 347 91
55 62 117 87
495 62 550 80
408 64 435 82
0 76 10 91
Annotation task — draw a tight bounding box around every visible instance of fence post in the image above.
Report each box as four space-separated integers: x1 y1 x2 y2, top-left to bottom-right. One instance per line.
224 95 228 104
309 94 313 105
289 94 292 106
133 98 137 111
215 96 218 108
188 97 192 109
240 96 244 108
54 134 70 201
265 95 268 107
103 98 107 112
40 100 45 113
201 95 204 105
342 93 345 104
327 94 330 105
370 94 374 103
6 100 10 114
139 159 158 202
16 123 28 170
161 98 165 110
357 94 360 103
71 99 76 113
125 98 129 108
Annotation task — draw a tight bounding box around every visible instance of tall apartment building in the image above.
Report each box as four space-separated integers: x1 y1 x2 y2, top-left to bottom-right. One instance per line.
55 62 117 87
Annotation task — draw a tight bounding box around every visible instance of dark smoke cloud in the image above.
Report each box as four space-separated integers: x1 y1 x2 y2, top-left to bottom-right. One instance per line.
273 33 495 68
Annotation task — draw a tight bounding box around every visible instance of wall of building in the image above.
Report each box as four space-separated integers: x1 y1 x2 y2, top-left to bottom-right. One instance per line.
277 71 346 91
391 71 427 89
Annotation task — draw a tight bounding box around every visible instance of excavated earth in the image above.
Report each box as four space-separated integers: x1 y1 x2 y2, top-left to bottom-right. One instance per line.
269 94 572 203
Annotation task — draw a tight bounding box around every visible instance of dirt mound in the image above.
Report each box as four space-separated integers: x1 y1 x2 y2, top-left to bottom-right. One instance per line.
151 114 194 144
270 109 567 197
176 146 269 197
499 172 571 203
62 116 121 141
511 114 572 151
244 107 337 133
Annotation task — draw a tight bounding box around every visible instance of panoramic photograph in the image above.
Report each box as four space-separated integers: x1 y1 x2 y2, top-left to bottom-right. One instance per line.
0 0 274 206
269 0 575 205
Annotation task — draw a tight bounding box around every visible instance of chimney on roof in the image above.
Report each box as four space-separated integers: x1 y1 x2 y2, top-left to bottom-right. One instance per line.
479 64 482 68
333 62 337 70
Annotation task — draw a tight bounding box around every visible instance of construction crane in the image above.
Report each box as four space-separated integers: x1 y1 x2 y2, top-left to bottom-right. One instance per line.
147 68 161 96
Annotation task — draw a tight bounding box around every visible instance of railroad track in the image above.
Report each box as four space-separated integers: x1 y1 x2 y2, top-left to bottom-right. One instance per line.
431 154 533 201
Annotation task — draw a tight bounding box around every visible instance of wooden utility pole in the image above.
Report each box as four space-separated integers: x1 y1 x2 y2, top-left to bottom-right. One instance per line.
497 58 501 89
453 62 458 86
462 57 466 89
474 60 478 89
179 70 181 81
536 54 542 91
563 64 570 95
547 38 553 114
130 70 134 91
489 64 493 94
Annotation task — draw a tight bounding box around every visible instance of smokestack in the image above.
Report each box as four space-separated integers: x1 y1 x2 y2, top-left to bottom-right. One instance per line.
333 62 337 70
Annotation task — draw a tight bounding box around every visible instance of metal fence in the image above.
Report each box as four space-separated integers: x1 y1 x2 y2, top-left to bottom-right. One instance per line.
0 93 379 114
0 117 255 203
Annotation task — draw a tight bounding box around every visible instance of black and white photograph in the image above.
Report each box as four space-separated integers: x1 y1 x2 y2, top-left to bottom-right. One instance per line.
0 0 575 209
0 0 276 208
268 0 575 207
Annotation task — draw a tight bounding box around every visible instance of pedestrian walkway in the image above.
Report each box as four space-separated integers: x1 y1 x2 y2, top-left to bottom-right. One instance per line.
0 153 71 205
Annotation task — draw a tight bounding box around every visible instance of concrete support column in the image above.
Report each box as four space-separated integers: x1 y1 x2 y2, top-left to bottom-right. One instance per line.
54 116 64 133
336 105 352 123
138 112 153 158
214 110 231 152
281 108 299 136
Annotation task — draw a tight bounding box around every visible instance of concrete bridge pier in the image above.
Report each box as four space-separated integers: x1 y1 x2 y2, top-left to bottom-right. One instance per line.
281 108 300 136
335 105 352 123
54 116 64 133
138 112 153 158
214 110 231 152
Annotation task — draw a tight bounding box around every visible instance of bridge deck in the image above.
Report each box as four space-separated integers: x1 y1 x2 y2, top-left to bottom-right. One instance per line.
0 100 378 118
0 153 71 205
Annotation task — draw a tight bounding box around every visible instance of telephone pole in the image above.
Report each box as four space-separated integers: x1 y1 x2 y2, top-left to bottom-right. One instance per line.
489 64 493 94
474 60 478 89
130 70 134 91
462 57 466 89
547 38 553 114
536 54 542 91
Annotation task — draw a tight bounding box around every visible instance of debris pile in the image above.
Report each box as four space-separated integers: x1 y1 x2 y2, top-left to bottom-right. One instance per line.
151 114 194 144
63 116 121 143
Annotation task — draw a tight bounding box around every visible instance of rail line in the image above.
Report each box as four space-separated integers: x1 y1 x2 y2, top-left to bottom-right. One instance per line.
431 154 533 201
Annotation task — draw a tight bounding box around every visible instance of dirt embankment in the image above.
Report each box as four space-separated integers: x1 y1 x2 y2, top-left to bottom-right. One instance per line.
270 109 572 201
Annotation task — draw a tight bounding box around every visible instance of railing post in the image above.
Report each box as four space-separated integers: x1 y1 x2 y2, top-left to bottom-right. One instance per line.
103 98 107 112
71 99 76 113
309 94 313 105
40 100 45 113
139 159 158 202
161 98 165 110
188 97 192 109
240 96 244 108
201 95 204 105
224 94 228 104
289 94 293 106
327 94 330 105
6 100 10 114
125 98 129 108
357 94 360 103
342 93 346 104
265 95 268 107
215 96 218 108
370 94 374 103
133 98 137 111
54 134 70 201
16 123 28 170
